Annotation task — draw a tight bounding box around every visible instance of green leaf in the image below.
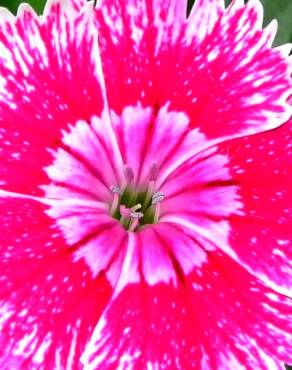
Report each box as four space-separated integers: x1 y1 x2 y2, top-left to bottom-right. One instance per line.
0 0 45 14
261 0 292 45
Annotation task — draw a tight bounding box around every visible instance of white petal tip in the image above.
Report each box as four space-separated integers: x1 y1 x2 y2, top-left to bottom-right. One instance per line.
17 3 38 17
0 6 15 22
228 0 245 11
43 0 80 17
247 0 264 24
264 19 278 46
276 43 292 57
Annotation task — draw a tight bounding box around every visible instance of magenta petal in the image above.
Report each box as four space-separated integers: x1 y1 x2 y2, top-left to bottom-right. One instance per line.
162 120 292 296
81 247 292 369
0 196 120 368
161 146 242 219
187 251 292 369
0 0 105 195
215 120 292 295
97 0 291 141
0 0 291 368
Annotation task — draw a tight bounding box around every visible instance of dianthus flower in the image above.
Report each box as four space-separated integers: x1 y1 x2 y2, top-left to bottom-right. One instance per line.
0 0 291 368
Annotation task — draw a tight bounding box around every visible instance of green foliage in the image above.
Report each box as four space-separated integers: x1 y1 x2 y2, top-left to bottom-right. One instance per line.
261 0 292 45
0 0 45 14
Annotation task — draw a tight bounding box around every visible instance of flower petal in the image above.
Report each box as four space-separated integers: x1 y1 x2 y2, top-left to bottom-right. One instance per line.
43 0 86 15
110 103 209 186
161 146 242 220
97 0 291 142
188 251 292 369
81 242 292 369
42 116 125 205
0 195 130 368
215 120 292 296
187 0 224 42
162 119 292 296
0 0 105 195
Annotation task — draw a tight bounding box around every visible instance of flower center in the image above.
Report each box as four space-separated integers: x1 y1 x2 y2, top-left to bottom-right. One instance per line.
109 163 164 232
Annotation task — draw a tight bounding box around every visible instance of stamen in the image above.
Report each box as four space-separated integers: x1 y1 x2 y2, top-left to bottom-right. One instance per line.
153 203 161 224
109 166 164 230
151 191 165 205
110 186 122 194
142 162 160 211
149 161 159 181
124 164 134 184
119 204 131 228
119 204 144 231
152 191 165 223
128 211 143 232
130 211 143 219
110 185 122 215
120 204 142 226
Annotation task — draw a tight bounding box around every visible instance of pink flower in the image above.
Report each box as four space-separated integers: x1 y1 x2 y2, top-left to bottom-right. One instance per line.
0 0 291 368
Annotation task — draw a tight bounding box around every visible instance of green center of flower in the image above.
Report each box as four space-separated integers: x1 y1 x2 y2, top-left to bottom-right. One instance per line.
109 164 164 232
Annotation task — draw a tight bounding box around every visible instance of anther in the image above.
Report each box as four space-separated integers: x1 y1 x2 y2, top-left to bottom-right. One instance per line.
110 185 122 195
130 211 143 219
151 191 165 205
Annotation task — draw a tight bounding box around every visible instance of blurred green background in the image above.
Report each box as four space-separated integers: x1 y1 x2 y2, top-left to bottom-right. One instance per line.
0 0 291 45
0 0 44 14
0 0 290 369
